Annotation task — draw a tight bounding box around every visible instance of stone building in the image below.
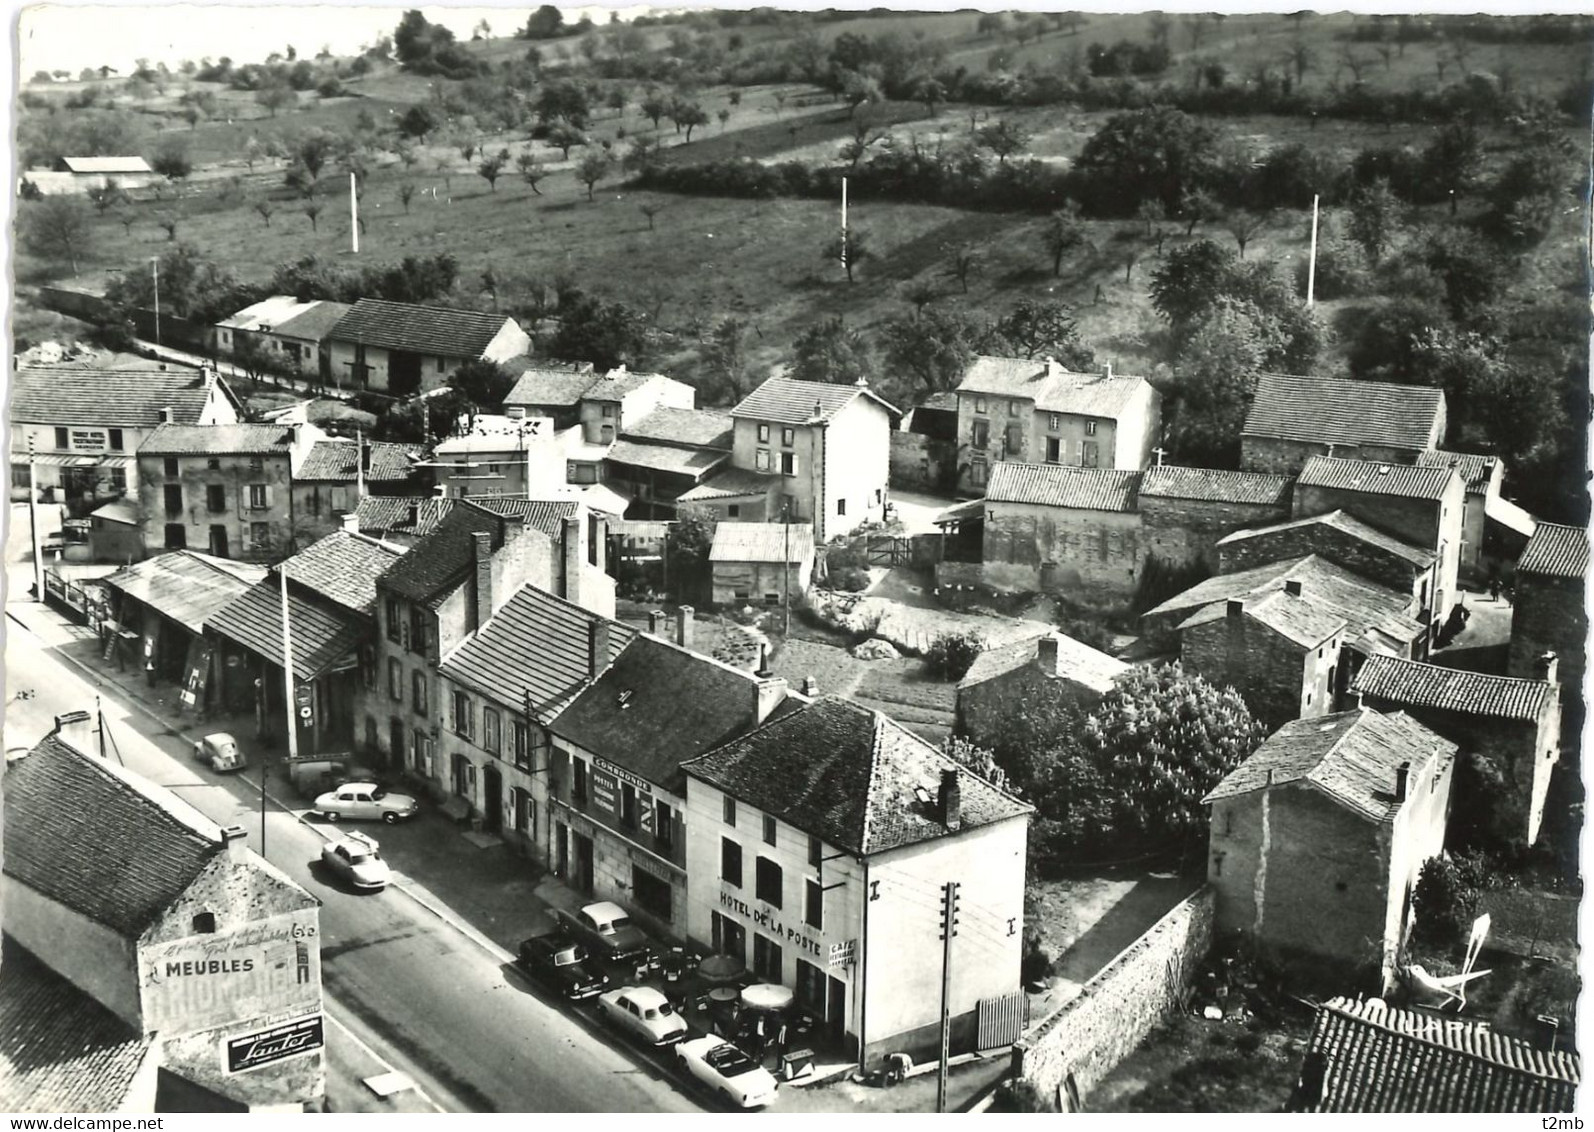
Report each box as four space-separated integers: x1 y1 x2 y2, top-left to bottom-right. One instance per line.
1216 510 1438 605
1137 466 1294 570
1240 373 1446 475
979 462 1144 600
1415 450 1537 585
324 300 530 396
709 522 815 607
351 495 457 547
956 630 1129 747
1508 522 1587 696
214 296 351 383
1203 708 1456 987
890 391 959 493
605 406 733 519
290 438 425 544
1352 655 1562 846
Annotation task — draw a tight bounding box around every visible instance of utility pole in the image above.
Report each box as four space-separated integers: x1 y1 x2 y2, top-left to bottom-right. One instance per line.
840 176 848 280
151 256 161 346
273 568 300 859
782 499 791 637
1305 193 1320 308
937 880 959 1113
26 436 43 602
350 171 360 255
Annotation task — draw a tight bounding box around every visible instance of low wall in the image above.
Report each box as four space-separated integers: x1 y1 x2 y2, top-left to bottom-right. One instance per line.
1010 886 1214 1108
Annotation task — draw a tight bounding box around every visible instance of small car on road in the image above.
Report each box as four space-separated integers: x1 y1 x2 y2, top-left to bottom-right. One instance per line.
675 1035 779 1109
312 782 419 824
193 732 247 773
595 986 688 1047
556 901 651 964
320 830 391 891
515 930 610 1001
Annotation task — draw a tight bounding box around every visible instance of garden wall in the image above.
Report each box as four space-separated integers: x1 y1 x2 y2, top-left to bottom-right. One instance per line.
1010 886 1214 1108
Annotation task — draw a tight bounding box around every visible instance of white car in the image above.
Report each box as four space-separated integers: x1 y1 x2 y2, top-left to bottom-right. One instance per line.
320 831 391 891
676 1035 779 1109
595 985 688 1047
193 732 247 773
312 782 419 824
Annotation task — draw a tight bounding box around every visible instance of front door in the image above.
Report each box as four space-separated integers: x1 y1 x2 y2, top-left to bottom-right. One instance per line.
389 350 423 396
557 823 569 878
482 765 502 833
208 524 228 558
574 831 594 895
389 718 404 772
827 975 846 1040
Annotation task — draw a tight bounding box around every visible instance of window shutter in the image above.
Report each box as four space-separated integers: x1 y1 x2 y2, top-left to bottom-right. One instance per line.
262 485 273 509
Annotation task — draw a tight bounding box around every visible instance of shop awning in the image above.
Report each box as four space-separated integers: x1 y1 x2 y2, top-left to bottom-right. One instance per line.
102 551 265 635
206 577 367 681
17 453 99 468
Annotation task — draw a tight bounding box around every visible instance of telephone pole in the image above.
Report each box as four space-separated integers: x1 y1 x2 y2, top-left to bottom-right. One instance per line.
937 880 960 1113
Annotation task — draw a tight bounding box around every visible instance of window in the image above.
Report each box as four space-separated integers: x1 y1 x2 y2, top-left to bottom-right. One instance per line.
1081 441 1099 468
633 868 672 922
163 484 183 517
753 934 782 983
207 458 221 471
755 449 771 471
569 463 598 485
781 427 795 447
412 670 427 716
248 483 268 510
409 607 428 655
727 504 741 519
250 522 270 548
655 799 674 853
809 834 822 868
163 457 180 478
601 403 615 418
482 707 501 754
721 838 743 887
836 498 846 517
54 427 69 449
1048 414 1060 431
762 813 777 846
388 658 403 701
755 856 783 908
191 911 217 934
1008 399 1020 417
757 423 770 442
805 879 823 929
206 484 226 513
164 523 187 549
248 457 265 472
1045 437 1062 463
970 457 988 487
572 757 588 805
437 357 448 374
1004 423 1023 453
620 783 638 830
513 721 530 770
723 795 736 826
1085 420 1098 436
108 468 127 495
971 419 989 450
385 598 403 644
780 452 796 476
974 395 987 414
108 428 124 451
452 691 473 738
514 787 535 836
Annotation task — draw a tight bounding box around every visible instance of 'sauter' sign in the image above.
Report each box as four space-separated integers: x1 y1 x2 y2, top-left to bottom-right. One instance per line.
225 1014 325 1074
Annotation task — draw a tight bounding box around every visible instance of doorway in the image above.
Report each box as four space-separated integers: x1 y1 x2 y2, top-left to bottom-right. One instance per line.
481 765 502 833
556 823 569 879
827 975 847 1041
573 831 594 895
389 350 422 396
208 524 229 558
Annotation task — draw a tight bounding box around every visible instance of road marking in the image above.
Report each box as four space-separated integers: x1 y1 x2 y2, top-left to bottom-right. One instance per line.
324 1006 446 1113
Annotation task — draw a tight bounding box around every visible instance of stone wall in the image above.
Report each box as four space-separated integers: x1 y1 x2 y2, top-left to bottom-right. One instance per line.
1509 574 1586 692
983 503 1143 600
1241 437 1419 476
1010 887 1214 1106
1182 614 1327 730
1217 521 1427 598
1140 495 1290 571
889 431 957 493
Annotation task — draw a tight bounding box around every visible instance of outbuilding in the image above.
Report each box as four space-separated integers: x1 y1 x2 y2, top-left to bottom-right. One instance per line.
708 521 815 607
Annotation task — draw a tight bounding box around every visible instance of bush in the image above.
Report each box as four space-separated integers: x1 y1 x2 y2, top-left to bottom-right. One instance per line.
1412 851 1490 948
831 566 871 592
1293 229 1371 302
924 630 984 680
1056 616 1115 654
991 1079 1053 1113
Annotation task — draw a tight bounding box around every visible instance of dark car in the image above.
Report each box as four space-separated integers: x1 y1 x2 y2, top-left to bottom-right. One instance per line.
555 901 652 964
516 930 610 1001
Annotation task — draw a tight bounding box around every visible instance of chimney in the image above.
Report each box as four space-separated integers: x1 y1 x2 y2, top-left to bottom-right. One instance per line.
1044 355 1059 379
939 769 962 831
160 406 175 424
407 500 420 526
588 618 610 681
676 605 695 651
854 374 869 388
219 824 249 862
471 531 493 629
1284 579 1303 597
1036 632 1062 676
51 710 95 755
1265 768 1275 787
801 674 820 697
1535 651 1560 685
813 399 823 418
340 512 360 534
755 642 774 678
1395 761 1410 803
753 670 787 726
360 439 373 473
1226 598 1244 619
562 515 583 607
1102 362 1113 379
647 609 667 635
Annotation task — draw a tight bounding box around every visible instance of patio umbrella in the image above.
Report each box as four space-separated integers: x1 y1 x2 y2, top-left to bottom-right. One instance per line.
698 953 747 985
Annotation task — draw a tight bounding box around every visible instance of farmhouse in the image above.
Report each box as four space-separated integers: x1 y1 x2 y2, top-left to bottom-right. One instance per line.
500 363 598 429
1240 372 1447 475
21 155 154 195
1137 465 1294 569
325 299 530 396
214 295 351 382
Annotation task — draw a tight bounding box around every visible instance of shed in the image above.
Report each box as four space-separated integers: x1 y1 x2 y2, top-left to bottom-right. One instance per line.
709 522 815 606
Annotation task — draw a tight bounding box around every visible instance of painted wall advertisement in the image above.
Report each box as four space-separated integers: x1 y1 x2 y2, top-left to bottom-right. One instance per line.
590 757 656 833
225 1014 325 1075
140 910 322 1036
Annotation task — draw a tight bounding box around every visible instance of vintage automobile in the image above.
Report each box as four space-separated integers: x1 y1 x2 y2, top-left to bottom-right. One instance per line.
311 782 420 824
675 1035 780 1109
193 732 247 773
595 986 688 1047
319 830 391 892
555 901 651 964
514 930 610 1001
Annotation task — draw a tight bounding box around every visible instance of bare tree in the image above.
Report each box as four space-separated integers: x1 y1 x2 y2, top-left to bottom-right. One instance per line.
304 198 322 231
399 182 416 213
1288 42 1314 88
1224 209 1270 259
1339 47 1371 84
942 244 981 294
900 279 938 315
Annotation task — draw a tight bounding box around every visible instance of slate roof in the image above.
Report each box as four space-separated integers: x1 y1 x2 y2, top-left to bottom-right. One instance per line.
379 502 514 607
354 495 456 540
1203 708 1455 821
327 298 516 358
732 376 898 425
1296 456 1459 502
606 439 728 478
1517 522 1588 580
207 576 367 679
622 407 734 450
986 462 1142 512
1243 372 1446 451
686 696 1032 856
270 299 353 342
678 467 782 503
138 422 294 456
1216 510 1437 568
3 735 222 938
709 522 815 564
464 496 579 539
100 550 266 634
295 440 421 483
1139 465 1294 507
440 585 637 721
549 636 769 792
959 630 1129 692
58 155 152 174
1353 656 1556 724
1180 589 1348 647
0 942 154 1114
956 356 1150 419
280 531 405 616
1416 449 1498 496
503 368 600 408
1295 996 1579 1112
10 365 226 428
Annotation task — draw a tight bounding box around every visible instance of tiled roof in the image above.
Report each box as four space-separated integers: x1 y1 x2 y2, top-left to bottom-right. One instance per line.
709 522 815 564
1140 465 1294 507
678 468 781 503
504 368 600 408
1296 996 1579 1112
1517 522 1587 579
354 495 456 539
583 366 670 402
959 630 1129 692
379 502 512 607
464 496 580 539
957 356 1150 419
606 439 728 478
440 585 637 721
1203 708 1455 821
138 422 294 456
1180 589 1347 647
549 636 768 792
280 531 405 616
0 942 154 1114
1353 656 1556 723
295 440 421 482
621 407 734 450
1216 510 1437 568
986 462 1141 512
918 390 960 413
686 696 1032 856
327 298 516 359
100 550 266 634
1296 456 1458 502
4 735 222 937
1416 449 1498 496
207 575 368 679
270 299 353 342
732 376 898 425
1243 372 1446 451
11 365 225 428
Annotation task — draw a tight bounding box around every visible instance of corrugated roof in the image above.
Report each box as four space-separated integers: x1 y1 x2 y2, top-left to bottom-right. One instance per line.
1140 465 1294 507
354 496 456 539
606 439 728 477
957 356 1150 419
11 365 225 428
1243 372 1446 451
1296 456 1458 502
280 531 405 616
101 550 266 634
1180 589 1347 647
503 367 600 408
1203 708 1455 821
986 462 1141 512
959 630 1128 692
1216 509 1437 568
1354 655 1556 723
678 468 781 503
1517 522 1587 579
1415 449 1498 496
440 585 637 720
138 422 294 456
206 576 367 680
686 696 1032 856
296 440 421 482
621 407 734 450
709 522 815 564
1296 996 1579 1112
327 298 516 359
732 376 898 425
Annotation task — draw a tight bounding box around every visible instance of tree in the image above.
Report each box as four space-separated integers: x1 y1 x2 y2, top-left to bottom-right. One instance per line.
1150 239 1238 332
576 151 613 201
20 196 94 275
985 299 1095 369
639 90 670 130
1075 106 1217 213
975 119 1029 165
700 317 753 402
255 83 295 118
450 358 518 408
477 148 508 192
398 182 416 214
914 76 946 118
398 104 439 139
1223 209 1269 259
717 107 731 133
942 244 982 294
1287 41 1315 87
86 178 126 216
157 212 181 241
242 135 267 172
1338 46 1371 84
877 308 979 393
545 119 588 160
303 198 322 231
823 228 871 284
900 280 938 316
1166 297 1277 464
664 504 718 602
523 5 564 39
517 153 549 194
293 129 337 186
1421 122 1481 213
253 198 274 227
639 201 663 230
671 100 709 142
838 70 883 119
149 138 193 183
1115 225 1147 282
1347 178 1405 265
549 290 650 371
791 316 872 385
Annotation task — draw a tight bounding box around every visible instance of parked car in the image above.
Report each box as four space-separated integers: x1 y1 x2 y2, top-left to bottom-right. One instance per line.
312 782 419 824
555 901 651 964
193 732 247 773
596 986 688 1047
515 930 610 1001
675 1035 779 1109
320 831 390 891
288 754 383 798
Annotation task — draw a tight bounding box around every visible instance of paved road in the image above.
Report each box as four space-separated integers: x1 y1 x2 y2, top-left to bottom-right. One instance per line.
4 614 707 1114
